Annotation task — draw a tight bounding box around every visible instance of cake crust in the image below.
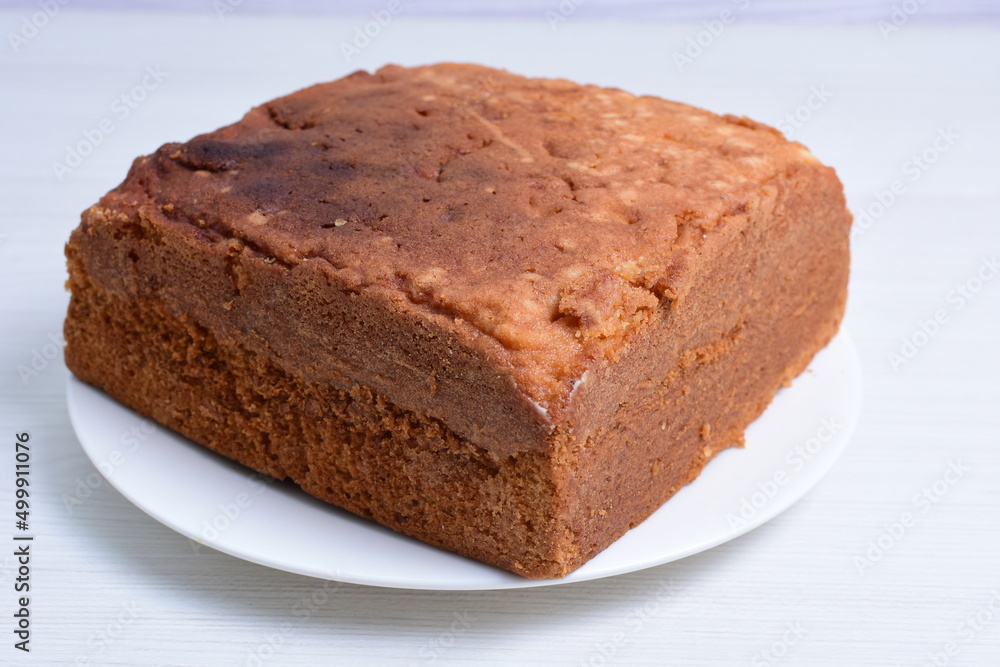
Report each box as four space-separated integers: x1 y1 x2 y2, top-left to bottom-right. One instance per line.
64 63 851 578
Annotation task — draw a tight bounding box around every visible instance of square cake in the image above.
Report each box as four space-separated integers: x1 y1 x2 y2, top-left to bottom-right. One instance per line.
64 63 850 578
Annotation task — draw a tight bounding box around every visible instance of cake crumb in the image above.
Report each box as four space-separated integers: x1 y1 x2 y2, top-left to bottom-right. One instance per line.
247 210 268 226
700 423 711 440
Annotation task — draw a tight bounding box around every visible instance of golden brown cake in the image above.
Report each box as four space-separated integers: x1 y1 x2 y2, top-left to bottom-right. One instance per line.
64 63 851 578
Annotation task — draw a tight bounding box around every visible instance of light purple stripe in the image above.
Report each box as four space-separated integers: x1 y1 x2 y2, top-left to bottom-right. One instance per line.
4 0 999 23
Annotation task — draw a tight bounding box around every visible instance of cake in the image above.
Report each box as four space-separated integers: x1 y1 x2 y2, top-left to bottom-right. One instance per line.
63 63 851 578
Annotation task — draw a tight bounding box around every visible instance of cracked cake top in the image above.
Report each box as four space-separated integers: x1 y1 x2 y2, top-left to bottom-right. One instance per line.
96 63 825 409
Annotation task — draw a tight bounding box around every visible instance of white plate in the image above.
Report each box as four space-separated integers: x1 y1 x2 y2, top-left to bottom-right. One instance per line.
66 329 862 590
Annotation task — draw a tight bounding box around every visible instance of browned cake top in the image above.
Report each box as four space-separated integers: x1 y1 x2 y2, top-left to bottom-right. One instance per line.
102 63 825 411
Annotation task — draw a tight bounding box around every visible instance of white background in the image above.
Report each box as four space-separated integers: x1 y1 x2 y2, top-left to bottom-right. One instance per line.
1 2 999 665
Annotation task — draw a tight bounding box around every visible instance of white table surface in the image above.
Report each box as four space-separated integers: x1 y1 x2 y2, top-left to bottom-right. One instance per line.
1 6 999 666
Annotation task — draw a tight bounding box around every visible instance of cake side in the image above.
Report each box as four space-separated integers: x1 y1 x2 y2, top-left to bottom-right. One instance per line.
551 158 850 571
64 264 572 577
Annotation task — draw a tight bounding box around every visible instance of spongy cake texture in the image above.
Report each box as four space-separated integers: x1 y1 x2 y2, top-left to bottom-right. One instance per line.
64 63 851 578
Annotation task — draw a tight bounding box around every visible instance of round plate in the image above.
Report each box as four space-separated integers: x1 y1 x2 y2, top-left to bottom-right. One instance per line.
66 330 862 590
